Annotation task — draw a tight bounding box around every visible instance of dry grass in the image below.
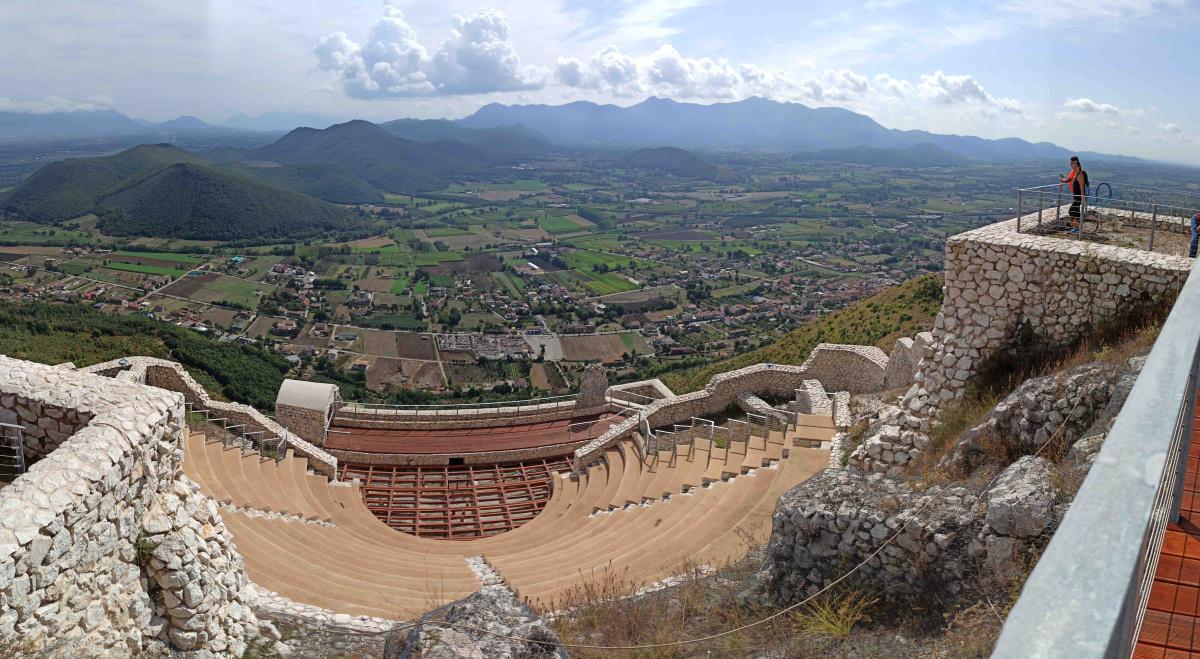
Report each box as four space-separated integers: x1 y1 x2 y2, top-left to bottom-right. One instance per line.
791 589 878 639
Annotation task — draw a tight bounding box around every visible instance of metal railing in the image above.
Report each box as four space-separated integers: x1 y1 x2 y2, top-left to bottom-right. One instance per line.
338 394 578 415
0 422 26 479
993 259 1200 657
186 402 290 463
1016 183 1200 253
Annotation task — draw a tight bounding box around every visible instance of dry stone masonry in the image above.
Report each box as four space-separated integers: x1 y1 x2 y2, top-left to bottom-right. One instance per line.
0 356 275 656
913 216 1190 407
576 343 889 465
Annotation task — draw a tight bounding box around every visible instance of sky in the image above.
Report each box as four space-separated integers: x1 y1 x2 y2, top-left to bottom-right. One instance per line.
0 0 1198 162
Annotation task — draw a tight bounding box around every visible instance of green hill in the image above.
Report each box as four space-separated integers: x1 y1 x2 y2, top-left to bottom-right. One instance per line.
0 301 289 410
379 118 550 161
249 120 482 193
229 162 385 204
621 146 720 180
0 144 204 222
95 162 359 240
661 275 944 393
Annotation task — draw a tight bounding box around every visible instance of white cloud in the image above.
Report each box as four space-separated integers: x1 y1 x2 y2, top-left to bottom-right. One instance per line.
1063 97 1123 115
916 71 1024 114
314 7 544 98
554 45 643 96
0 95 115 113
1161 122 1184 134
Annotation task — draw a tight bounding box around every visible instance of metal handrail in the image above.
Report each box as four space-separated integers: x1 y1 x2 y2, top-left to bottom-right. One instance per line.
994 259 1200 657
1016 183 1200 251
0 422 26 476
339 394 578 413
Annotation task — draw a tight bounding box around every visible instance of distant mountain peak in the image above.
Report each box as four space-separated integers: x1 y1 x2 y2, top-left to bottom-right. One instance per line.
458 96 1083 160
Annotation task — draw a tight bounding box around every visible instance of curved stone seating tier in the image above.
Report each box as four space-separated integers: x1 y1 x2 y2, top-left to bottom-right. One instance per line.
181 418 831 618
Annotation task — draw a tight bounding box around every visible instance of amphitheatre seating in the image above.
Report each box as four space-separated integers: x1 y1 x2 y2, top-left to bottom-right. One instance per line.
180 411 833 618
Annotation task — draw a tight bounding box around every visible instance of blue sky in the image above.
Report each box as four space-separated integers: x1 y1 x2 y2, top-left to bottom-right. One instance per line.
0 0 1197 162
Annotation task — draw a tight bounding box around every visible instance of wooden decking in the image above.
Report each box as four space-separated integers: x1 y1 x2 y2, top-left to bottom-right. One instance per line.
1136 401 1200 658
338 458 573 539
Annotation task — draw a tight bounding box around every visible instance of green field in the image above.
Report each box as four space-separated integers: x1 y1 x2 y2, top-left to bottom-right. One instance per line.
59 262 93 276
113 250 205 264
103 262 189 277
388 276 411 294
428 274 454 287
423 227 472 238
359 313 426 330
411 251 465 267
537 214 589 235
558 249 636 271
0 221 95 246
572 269 636 295
191 276 274 308
492 271 525 296
412 282 429 296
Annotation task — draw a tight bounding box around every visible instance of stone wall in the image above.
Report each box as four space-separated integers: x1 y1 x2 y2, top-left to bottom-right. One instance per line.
0 356 269 656
275 403 329 448
914 216 1191 406
575 343 884 466
79 357 337 479
798 344 888 394
576 363 608 409
0 397 91 463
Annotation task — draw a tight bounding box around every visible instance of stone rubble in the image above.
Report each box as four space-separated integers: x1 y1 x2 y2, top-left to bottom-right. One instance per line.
383 585 569 659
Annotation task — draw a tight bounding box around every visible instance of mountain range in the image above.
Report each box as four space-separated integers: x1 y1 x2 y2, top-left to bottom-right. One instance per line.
0 97 1138 165
458 96 1099 162
0 118 554 239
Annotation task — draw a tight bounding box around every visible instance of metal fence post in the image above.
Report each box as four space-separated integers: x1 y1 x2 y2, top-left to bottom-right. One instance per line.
1149 204 1158 252
1038 191 1044 231
1055 185 1063 230
1017 189 1023 232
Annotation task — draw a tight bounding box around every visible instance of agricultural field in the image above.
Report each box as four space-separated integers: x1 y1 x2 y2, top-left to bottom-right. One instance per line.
560 333 647 363
537 213 592 235
160 273 274 309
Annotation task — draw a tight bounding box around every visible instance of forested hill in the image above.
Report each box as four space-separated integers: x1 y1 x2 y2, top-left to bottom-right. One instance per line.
660 275 944 393
0 143 204 222
621 146 721 180
0 302 289 411
0 144 360 240
247 120 483 192
94 162 358 240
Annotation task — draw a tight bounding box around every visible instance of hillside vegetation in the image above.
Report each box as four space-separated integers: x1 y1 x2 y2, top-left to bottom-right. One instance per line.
0 144 360 240
248 120 482 193
662 275 944 393
0 302 289 410
621 146 720 180
95 162 358 240
0 144 204 222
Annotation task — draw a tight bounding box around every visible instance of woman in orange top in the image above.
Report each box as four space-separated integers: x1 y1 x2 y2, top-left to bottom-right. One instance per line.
1059 156 1088 233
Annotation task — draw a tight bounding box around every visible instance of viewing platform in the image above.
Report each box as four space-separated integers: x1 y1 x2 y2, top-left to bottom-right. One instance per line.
993 186 1200 657
1016 183 1200 257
